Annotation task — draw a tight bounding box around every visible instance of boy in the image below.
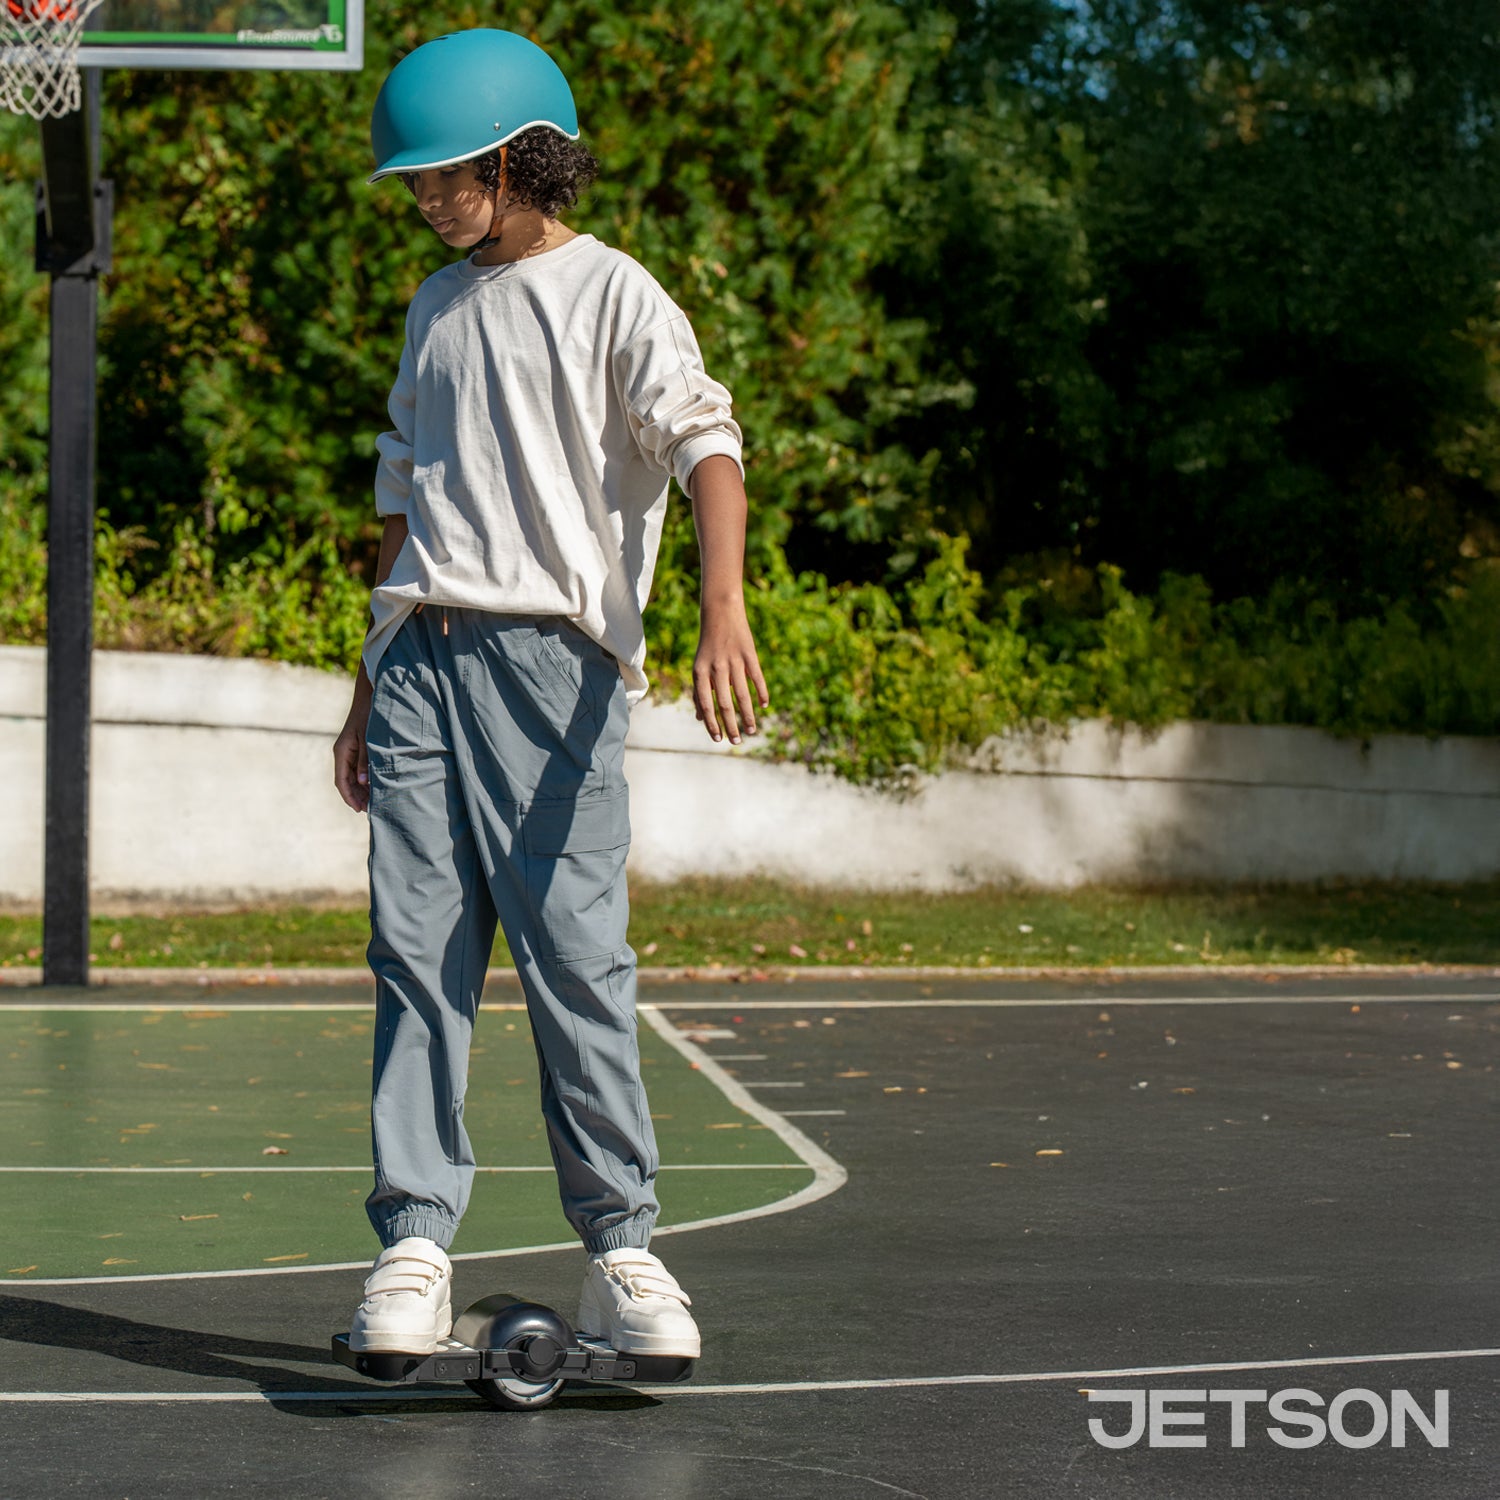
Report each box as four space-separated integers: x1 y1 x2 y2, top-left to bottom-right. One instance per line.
331 28 766 1359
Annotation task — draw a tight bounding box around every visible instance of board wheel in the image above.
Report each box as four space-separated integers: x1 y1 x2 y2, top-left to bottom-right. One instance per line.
465 1374 566 1411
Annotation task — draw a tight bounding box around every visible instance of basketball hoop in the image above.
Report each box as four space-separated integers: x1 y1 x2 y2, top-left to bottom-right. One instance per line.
0 0 106 119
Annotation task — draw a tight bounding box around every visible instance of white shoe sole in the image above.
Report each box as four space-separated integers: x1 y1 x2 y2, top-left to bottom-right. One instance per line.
348 1297 453 1355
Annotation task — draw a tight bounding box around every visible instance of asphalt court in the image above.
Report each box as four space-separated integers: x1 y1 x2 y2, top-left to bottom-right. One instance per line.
1 972 1497 1498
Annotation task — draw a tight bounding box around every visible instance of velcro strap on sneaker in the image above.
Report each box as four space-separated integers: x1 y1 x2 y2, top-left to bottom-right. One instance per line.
604 1255 692 1307
364 1250 448 1298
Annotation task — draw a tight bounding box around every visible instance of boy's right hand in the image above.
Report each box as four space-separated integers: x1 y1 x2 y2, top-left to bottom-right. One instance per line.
333 682 373 813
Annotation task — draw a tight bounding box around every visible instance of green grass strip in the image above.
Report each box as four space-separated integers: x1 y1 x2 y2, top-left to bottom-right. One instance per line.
4 877 1500 971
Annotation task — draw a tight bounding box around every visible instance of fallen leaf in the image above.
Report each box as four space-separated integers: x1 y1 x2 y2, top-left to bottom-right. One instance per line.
861 920 873 936
641 942 658 956
108 932 124 951
1171 1087 1197 1095
7 1266 38 1275
835 1070 870 1078
102 1258 137 1266
1036 1149 1064 1157
179 1214 219 1222
261 1146 289 1156
788 944 807 958
989 1162 1010 1168
263 1252 309 1263
705 1123 743 1130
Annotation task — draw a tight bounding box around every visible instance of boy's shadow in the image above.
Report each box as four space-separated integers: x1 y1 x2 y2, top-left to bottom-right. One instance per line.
0 1294 656 1414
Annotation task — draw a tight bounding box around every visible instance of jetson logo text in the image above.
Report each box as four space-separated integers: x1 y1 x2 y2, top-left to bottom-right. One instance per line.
1087 1388 1448 1449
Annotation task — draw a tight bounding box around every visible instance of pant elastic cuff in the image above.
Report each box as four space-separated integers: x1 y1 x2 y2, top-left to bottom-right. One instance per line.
581 1210 657 1256
378 1211 458 1251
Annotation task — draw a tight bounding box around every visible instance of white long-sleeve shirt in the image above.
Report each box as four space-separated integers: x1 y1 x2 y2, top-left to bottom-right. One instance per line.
363 232 744 704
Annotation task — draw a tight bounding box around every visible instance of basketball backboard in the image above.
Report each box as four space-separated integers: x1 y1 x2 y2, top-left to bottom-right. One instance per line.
72 0 363 72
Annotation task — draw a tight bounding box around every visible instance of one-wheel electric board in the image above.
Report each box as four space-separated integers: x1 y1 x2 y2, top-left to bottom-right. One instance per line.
332 1292 694 1411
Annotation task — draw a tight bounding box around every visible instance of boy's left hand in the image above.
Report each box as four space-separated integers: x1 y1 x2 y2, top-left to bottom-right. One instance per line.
694 598 768 745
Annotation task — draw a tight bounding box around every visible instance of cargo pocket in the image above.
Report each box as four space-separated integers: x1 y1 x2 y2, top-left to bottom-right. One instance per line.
522 787 631 962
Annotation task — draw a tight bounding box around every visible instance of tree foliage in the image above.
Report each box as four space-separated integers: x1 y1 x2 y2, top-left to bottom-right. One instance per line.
2 0 1499 777
1 0 947 585
881 0 1500 609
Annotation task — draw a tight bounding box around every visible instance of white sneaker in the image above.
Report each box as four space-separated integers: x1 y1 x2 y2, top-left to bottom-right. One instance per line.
577 1248 701 1358
348 1236 453 1354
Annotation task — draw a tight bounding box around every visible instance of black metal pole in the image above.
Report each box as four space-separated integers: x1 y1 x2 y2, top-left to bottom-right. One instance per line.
39 69 110 988
41 274 96 985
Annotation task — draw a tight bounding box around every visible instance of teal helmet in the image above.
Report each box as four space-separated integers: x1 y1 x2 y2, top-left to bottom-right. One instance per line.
368 29 579 185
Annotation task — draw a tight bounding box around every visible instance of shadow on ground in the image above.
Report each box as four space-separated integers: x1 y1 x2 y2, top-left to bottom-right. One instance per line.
0 1293 658 1414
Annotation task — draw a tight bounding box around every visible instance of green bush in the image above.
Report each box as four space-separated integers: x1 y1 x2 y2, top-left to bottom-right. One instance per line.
2 494 368 670
658 535 1500 782
3 498 1497 783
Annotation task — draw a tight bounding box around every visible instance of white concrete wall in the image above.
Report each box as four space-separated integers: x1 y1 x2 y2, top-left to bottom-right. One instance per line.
2 643 1498 907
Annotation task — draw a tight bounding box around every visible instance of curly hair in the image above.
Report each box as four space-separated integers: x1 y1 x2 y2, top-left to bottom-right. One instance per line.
474 126 599 218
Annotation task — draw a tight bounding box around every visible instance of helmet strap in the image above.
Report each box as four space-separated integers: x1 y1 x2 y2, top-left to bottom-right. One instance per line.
472 144 509 254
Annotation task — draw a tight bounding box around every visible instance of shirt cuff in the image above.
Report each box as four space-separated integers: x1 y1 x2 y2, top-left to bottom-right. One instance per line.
674 434 745 495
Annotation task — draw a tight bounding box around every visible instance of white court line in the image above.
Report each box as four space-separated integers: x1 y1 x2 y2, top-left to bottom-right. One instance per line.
640 1010 847 1231
0 1001 527 1013
3 1345 1496 1404
0 1163 812 1175
3 1012 840 1288
646 994 1500 1010
2 992 1494 1013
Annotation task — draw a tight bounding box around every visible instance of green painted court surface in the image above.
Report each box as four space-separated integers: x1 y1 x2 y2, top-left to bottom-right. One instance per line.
1 1006 811 1280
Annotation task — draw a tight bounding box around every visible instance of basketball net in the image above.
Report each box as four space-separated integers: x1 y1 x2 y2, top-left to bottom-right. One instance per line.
0 0 106 120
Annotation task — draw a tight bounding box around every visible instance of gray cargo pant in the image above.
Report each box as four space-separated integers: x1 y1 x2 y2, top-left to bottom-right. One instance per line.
363 604 659 1256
